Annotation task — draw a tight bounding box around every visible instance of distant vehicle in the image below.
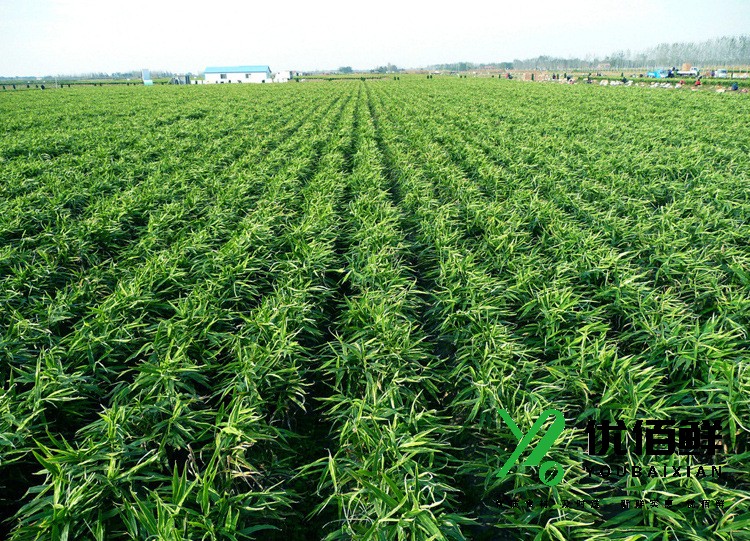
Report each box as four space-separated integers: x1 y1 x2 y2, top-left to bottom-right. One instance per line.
647 69 669 79
676 67 700 77
715 69 729 78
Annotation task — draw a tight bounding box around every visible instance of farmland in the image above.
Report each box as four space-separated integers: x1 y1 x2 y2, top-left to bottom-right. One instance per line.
1 79 749 540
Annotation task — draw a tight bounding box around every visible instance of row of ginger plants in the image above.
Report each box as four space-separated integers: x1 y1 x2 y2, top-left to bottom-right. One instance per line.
365 80 749 540
1 86 357 539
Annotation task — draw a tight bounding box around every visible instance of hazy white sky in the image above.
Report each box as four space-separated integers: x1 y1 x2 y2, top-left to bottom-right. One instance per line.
1 0 748 75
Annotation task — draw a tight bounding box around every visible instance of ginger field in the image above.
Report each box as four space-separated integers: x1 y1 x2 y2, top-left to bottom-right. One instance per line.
1 79 749 540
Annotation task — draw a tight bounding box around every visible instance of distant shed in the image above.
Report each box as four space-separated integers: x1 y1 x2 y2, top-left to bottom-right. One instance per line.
273 70 295 83
203 65 271 84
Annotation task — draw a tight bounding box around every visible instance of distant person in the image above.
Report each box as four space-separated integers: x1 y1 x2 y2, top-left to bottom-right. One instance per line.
731 82 739 91
694 79 701 86
40 85 45 90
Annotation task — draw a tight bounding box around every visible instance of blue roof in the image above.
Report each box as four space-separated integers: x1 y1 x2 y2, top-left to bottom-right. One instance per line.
204 65 270 74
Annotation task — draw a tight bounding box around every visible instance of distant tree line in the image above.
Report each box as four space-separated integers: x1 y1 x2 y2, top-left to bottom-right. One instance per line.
331 64 400 75
605 35 750 68
511 35 750 70
0 70 189 82
370 63 400 73
427 62 513 71
80 70 185 79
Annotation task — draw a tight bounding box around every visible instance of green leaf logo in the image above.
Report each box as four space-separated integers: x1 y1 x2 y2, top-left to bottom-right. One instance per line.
497 408 565 486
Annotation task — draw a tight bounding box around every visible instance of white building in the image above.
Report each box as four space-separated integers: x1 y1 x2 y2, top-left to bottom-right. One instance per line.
273 70 295 83
202 65 272 84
